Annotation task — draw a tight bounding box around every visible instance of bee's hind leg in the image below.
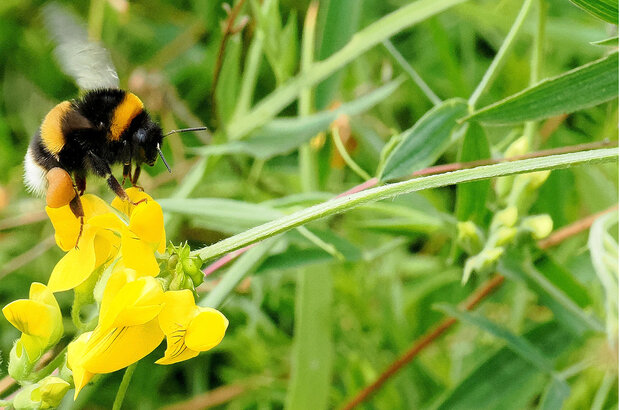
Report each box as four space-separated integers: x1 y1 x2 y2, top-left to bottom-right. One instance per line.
68 194 85 249
75 173 86 196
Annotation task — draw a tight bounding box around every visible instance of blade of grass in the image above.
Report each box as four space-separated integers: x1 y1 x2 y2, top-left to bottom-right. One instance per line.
226 0 467 140
435 304 556 373
570 0 618 24
465 52 619 124
382 39 441 105
192 148 618 261
468 0 535 107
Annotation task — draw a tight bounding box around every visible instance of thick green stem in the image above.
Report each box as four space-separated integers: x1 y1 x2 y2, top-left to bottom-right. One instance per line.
192 148 618 261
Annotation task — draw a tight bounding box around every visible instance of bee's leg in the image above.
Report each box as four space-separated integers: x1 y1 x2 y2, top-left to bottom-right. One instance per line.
131 165 143 190
121 164 132 186
68 194 85 249
75 173 86 196
88 150 145 206
107 174 146 206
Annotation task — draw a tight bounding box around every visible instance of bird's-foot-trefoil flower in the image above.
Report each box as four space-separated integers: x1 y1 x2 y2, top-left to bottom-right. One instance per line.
5 188 228 405
12 376 70 410
156 290 228 365
2 283 63 367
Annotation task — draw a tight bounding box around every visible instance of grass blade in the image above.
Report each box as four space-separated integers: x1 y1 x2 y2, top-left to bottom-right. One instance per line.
285 267 333 410
226 0 466 139
435 303 555 373
379 98 469 181
455 122 490 224
192 148 618 261
465 52 619 125
570 0 618 24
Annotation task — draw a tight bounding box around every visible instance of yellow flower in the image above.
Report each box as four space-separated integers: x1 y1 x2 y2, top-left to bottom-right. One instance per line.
46 194 112 252
111 188 166 277
12 376 70 409
2 283 63 362
67 332 95 400
156 290 228 365
67 269 165 398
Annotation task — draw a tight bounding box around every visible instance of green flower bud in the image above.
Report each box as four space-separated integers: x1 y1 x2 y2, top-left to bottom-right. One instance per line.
521 214 553 239
13 384 40 410
462 247 505 284
35 376 70 409
491 227 518 247
505 136 529 158
8 341 35 382
457 221 484 254
491 206 518 231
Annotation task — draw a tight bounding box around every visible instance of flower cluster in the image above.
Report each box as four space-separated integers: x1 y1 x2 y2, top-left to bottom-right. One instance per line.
3 187 228 405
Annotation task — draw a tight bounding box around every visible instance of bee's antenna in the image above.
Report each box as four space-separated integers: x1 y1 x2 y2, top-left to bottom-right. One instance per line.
156 143 172 173
163 126 208 137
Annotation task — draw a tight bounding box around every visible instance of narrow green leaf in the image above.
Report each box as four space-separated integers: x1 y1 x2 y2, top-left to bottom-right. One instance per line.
434 322 575 410
379 98 469 182
192 148 618 261
570 0 618 24
226 0 467 139
455 122 491 224
535 255 592 308
196 79 402 159
315 0 362 109
537 377 570 410
159 197 283 233
591 35 619 46
200 237 279 308
500 250 605 335
216 34 241 124
465 52 619 125
435 304 555 373
285 267 333 410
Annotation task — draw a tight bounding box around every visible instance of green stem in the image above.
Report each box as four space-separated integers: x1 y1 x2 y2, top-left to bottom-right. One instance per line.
191 148 618 261
112 363 137 410
382 40 441 105
87 0 105 41
524 0 547 148
28 347 68 382
299 1 320 192
468 0 535 108
331 127 372 180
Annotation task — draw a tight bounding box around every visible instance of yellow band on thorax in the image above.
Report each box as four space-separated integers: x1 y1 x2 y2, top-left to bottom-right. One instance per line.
41 101 72 155
110 92 144 141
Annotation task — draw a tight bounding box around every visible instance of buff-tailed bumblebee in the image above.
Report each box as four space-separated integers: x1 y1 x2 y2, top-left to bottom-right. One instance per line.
24 4 205 246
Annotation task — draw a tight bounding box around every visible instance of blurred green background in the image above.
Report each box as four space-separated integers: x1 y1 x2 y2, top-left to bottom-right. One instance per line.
0 0 617 408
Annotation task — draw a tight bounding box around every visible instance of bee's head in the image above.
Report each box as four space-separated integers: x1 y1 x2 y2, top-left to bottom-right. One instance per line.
131 116 169 171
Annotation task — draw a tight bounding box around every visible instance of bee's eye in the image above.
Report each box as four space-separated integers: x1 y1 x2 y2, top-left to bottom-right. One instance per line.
135 129 147 143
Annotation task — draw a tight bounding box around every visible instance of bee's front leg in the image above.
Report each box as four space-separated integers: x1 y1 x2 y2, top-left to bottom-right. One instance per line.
121 164 132 186
131 165 143 191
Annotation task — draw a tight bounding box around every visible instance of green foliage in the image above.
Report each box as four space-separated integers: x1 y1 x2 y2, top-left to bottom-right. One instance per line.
0 0 617 408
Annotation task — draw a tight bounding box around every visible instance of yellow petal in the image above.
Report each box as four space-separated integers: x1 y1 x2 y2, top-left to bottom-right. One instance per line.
158 290 195 335
81 194 114 219
83 318 164 373
88 213 127 234
129 201 164 246
185 308 228 352
120 234 159 277
29 283 60 310
47 228 97 292
111 188 152 217
3 300 56 338
98 268 138 329
93 229 121 268
67 332 95 400
46 205 80 251
99 275 163 331
155 341 199 365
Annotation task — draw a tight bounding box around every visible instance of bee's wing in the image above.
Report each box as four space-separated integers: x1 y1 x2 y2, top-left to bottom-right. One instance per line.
43 3 119 90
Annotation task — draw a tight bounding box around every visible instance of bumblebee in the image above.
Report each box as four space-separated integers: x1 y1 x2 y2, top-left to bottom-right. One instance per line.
25 4 205 246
